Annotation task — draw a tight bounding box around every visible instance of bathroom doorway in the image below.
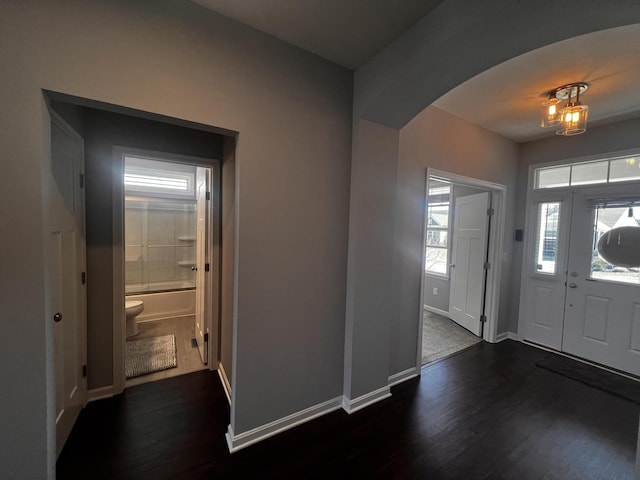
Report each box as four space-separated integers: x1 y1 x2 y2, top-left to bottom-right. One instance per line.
118 149 220 388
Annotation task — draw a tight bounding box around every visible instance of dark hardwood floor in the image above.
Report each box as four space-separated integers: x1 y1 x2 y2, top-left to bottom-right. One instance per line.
57 340 639 479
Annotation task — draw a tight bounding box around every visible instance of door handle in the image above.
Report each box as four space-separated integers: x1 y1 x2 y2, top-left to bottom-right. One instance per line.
191 266 198 271
53 312 63 322
450 264 455 268
568 282 577 288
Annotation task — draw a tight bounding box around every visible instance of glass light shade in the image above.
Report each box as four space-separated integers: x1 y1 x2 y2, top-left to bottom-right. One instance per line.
540 97 562 127
556 104 589 136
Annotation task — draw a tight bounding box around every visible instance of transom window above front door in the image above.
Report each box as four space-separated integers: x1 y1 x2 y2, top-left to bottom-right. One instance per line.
535 154 640 189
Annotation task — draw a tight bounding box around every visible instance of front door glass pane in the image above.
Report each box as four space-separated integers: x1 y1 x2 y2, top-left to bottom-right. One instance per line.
591 205 640 284
535 202 560 274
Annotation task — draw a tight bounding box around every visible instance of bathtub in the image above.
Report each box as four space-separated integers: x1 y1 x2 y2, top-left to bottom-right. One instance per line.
126 287 195 322
125 280 194 294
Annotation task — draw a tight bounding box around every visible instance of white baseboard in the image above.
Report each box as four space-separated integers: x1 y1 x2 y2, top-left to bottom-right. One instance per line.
342 385 391 414
225 396 343 453
495 331 519 342
423 305 449 317
495 332 509 342
217 362 232 405
388 367 420 387
87 385 115 402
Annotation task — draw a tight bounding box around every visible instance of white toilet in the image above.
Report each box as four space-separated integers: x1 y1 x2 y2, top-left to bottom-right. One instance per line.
125 300 144 338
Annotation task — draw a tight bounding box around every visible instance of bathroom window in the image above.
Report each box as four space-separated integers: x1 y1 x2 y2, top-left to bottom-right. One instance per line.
124 155 196 199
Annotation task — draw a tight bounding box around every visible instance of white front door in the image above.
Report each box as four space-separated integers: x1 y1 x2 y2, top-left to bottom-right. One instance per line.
519 183 640 376
518 191 573 350
448 192 491 336
562 187 640 376
49 117 87 457
194 167 209 363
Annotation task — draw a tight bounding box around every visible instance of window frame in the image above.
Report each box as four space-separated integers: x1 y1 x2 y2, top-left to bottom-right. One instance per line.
424 186 451 279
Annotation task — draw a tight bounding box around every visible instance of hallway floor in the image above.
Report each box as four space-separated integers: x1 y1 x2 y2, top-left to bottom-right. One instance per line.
57 340 639 479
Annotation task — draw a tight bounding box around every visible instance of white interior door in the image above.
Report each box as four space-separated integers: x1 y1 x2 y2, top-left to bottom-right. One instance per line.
194 167 209 364
562 187 640 376
448 191 491 336
49 118 87 457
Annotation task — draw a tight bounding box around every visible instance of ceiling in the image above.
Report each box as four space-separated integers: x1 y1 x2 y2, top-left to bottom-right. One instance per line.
434 23 640 143
188 1 640 143
189 0 444 69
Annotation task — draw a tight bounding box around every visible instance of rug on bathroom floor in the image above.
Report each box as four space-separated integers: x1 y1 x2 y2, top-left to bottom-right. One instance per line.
125 334 177 379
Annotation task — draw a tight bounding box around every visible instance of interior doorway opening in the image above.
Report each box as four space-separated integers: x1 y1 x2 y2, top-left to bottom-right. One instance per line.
120 152 219 387
45 91 236 407
418 169 507 367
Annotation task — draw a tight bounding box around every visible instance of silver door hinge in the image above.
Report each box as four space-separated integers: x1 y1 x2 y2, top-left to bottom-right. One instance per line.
82 365 87 378
79 173 85 188
483 262 491 270
206 191 211 200
487 208 494 216
480 315 487 323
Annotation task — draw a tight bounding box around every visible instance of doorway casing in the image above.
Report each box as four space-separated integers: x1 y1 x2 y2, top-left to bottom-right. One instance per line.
417 168 507 369
112 147 221 394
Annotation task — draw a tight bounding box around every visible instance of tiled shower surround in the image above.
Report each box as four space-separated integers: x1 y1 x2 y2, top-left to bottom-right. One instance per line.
125 197 197 294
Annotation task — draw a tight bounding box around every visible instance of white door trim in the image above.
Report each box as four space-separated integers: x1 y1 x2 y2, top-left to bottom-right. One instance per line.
417 168 507 370
112 146 220 391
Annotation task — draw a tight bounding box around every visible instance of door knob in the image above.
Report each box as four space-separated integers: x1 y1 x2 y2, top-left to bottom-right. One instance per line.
191 266 198 271
53 312 63 322
568 282 577 288
450 264 455 268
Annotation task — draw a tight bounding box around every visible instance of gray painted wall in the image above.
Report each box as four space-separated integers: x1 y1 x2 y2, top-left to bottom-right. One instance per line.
0 1 351 477
391 106 519 375
220 136 236 389
82 107 223 389
344 120 398 400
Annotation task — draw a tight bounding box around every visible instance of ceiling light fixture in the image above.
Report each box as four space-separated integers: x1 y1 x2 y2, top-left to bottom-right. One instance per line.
540 82 589 136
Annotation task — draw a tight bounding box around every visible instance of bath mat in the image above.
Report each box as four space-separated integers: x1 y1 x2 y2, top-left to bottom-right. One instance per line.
536 354 640 404
125 334 177 379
